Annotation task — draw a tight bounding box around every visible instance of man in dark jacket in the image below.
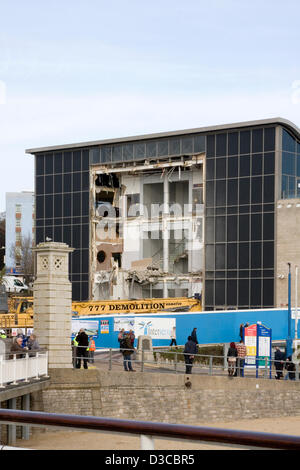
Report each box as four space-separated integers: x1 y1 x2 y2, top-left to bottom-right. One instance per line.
190 328 198 345
274 346 285 379
183 336 198 374
121 333 135 371
75 329 89 369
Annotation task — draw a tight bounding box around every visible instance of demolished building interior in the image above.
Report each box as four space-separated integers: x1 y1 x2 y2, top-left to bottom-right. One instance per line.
90 153 204 301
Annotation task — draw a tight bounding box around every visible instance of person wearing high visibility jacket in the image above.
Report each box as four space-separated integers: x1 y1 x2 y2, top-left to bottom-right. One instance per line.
0 329 6 339
87 336 96 363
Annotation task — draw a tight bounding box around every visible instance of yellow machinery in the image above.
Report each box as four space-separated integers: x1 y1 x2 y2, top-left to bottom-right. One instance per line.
0 296 201 330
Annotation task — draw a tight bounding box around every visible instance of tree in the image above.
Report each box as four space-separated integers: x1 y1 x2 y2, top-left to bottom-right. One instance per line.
10 234 34 285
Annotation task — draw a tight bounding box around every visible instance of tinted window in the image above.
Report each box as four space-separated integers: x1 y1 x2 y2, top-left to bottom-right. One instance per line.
239 154 250 177
240 131 250 154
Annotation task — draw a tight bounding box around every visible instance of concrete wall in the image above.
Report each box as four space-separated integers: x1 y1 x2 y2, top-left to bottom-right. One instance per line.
31 369 300 426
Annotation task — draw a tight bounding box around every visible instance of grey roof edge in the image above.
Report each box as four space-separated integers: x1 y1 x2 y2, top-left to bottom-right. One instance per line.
25 117 300 154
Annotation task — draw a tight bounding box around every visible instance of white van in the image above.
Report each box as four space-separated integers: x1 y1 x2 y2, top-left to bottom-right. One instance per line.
2 276 28 293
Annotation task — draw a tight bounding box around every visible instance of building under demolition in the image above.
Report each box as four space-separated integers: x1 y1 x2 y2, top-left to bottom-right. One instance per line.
27 118 300 310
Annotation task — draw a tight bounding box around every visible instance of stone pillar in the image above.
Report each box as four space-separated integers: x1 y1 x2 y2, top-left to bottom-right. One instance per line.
33 242 74 369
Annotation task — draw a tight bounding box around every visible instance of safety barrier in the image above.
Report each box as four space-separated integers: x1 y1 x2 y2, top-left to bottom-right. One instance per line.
0 351 49 388
0 408 300 449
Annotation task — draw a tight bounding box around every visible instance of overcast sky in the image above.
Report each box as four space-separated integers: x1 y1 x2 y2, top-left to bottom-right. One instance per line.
0 0 300 212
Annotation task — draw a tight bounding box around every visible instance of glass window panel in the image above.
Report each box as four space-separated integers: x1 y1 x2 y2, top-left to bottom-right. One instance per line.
157 140 168 156
227 179 238 206
82 149 89 171
72 193 81 217
239 154 250 177
36 195 44 219
252 129 263 153
122 144 133 161
216 158 226 179
54 152 63 173
238 279 249 306
72 249 81 272
216 180 226 206
45 226 53 241
134 142 145 159
228 156 238 178
45 175 53 194
263 241 274 268
205 245 215 270
54 226 62 243
54 194 62 218
207 135 215 158
264 127 275 151
63 151 72 172
215 280 225 305
82 172 89 191
227 243 237 268
146 142 157 158
282 175 288 198
45 195 53 219
240 130 250 154
239 177 250 204
288 176 295 197
206 181 215 207
282 129 296 153
205 280 214 306
36 155 44 176
82 192 89 216
181 137 193 154
72 227 81 250
36 226 44 245
239 214 249 241
45 154 53 174
297 155 300 177
73 151 81 171
63 193 71 217
263 152 275 175
169 139 181 155
250 279 261 306
54 174 62 193
227 279 237 306
263 175 274 203
194 135 205 153
102 146 112 163
72 282 80 301
239 243 249 269
263 278 274 307
215 216 225 242
227 216 237 242
63 173 72 192
205 217 215 242
63 225 71 246
72 172 81 192
216 133 227 157
81 249 89 274
251 213 262 240
90 148 100 165
215 244 225 270
81 225 89 249
206 159 215 180
251 176 262 204
36 176 44 195
251 242 261 268
263 212 274 240
252 153 263 175
228 132 238 156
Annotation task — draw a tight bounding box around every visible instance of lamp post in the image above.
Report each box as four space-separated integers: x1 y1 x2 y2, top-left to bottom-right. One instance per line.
286 263 293 358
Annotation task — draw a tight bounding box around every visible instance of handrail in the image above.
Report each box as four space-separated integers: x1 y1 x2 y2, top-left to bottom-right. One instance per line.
0 408 300 449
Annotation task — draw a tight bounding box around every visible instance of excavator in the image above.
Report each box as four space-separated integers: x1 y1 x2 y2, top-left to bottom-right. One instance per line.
0 294 202 332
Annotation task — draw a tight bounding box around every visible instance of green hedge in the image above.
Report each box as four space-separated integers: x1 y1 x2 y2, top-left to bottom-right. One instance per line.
154 345 224 365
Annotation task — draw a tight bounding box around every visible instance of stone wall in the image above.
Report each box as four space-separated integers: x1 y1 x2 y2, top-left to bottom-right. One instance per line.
31 369 300 426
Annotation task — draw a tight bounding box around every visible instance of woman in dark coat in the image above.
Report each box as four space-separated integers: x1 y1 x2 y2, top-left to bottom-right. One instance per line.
227 342 238 376
183 336 198 374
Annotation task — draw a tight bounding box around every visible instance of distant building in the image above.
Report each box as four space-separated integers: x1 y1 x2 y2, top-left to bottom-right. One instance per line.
5 192 34 273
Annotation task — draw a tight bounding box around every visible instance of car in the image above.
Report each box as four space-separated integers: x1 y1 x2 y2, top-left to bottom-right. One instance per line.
2 276 28 293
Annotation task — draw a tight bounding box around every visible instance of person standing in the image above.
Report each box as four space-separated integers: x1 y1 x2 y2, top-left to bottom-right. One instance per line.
170 327 177 347
10 337 28 359
190 328 198 345
274 346 285 380
75 328 89 369
235 340 247 377
128 329 135 347
121 333 135 371
183 336 198 374
118 328 125 349
88 336 96 363
227 342 238 377
284 356 296 380
27 334 40 357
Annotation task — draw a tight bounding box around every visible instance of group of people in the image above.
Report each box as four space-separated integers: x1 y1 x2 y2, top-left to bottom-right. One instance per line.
274 346 297 381
72 329 96 369
9 329 40 358
227 340 247 377
118 329 135 371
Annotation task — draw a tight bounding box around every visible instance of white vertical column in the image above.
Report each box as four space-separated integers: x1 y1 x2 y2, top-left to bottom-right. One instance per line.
163 172 169 297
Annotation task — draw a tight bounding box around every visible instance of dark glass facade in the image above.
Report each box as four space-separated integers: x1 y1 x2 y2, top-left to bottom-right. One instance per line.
35 149 90 300
204 126 276 310
281 129 300 199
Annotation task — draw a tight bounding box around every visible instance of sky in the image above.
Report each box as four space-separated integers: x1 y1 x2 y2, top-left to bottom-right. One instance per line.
0 0 300 212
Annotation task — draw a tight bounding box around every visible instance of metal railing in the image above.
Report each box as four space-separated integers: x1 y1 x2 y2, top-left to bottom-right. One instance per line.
78 346 300 381
0 408 300 450
0 351 49 388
